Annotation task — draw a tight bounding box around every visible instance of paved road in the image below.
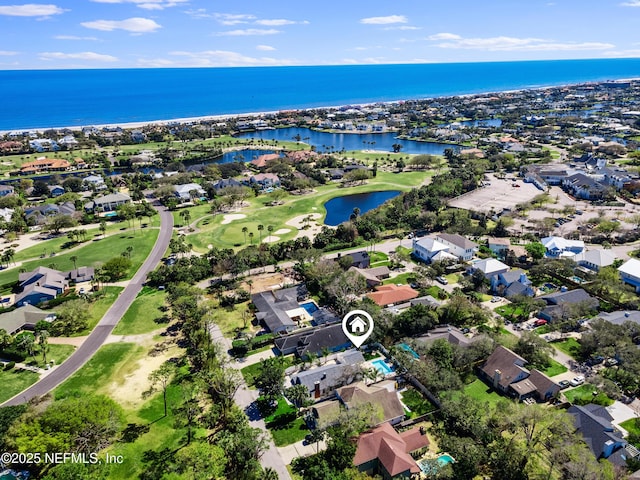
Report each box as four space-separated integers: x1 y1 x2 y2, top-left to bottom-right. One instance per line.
2 200 174 407
209 323 292 480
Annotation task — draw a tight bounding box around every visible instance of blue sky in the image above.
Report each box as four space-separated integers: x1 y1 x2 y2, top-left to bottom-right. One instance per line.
1 1 640 69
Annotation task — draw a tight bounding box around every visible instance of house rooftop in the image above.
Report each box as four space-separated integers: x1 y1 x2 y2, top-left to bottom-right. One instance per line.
366 284 419 307
436 232 478 250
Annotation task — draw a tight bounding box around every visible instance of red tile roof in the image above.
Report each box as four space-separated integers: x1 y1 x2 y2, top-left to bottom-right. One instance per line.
250 153 280 168
353 423 426 476
366 284 419 307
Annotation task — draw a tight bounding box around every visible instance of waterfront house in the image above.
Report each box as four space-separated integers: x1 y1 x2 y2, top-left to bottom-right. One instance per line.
249 173 281 189
83 175 106 190
85 192 131 212
0 185 14 197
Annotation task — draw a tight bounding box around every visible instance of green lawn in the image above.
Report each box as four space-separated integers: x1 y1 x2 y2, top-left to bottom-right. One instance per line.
55 342 144 399
463 379 508 407
113 287 167 335
0 367 40 403
262 396 308 447
185 170 429 251
620 418 640 438
564 383 614 406
21 344 76 369
0 229 159 286
383 272 416 285
495 304 525 319
369 251 389 264
401 388 436 417
541 358 568 377
208 300 252 338
75 286 124 336
241 356 293 388
552 338 581 359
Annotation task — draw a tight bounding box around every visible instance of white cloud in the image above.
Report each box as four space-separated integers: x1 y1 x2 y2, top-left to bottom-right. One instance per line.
0 50 18 55
54 35 99 41
216 28 281 36
256 45 276 51
384 25 419 31
621 0 640 6
90 0 187 10
603 49 640 57
0 4 65 17
360 15 407 25
167 50 293 67
427 33 614 51
255 19 295 26
214 13 256 25
39 51 118 61
81 17 161 33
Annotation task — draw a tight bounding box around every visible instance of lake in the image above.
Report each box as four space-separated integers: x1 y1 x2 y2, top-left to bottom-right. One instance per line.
236 127 458 155
324 190 401 226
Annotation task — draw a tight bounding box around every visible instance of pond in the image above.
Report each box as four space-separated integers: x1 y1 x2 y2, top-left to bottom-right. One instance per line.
323 190 401 226
236 127 458 155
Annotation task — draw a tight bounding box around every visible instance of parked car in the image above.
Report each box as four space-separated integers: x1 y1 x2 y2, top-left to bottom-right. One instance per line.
569 375 585 387
435 276 448 285
534 319 548 327
558 380 570 389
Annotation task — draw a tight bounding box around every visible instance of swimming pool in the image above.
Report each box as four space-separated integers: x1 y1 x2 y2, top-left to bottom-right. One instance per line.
103 211 117 218
398 343 420 359
300 301 319 315
419 454 455 473
371 359 394 375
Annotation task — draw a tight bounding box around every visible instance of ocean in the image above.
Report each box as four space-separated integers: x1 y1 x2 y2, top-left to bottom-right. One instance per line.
1 58 639 131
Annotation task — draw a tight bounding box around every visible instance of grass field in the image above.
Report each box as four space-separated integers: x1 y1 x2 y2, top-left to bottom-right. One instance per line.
401 388 436 417
113 287 167 335
207 299 252 338
76 286 125 336
463 379 507 407
184 170 429 251
620 417 640 438
563 383 614 406
262 396 308 447
0 229 159 286
541 358 568 377
55 342 144 399
552 338 581 359
0 367 40 403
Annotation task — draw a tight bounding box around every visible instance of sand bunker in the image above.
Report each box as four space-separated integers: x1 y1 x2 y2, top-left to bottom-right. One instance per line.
274 228 291 235
221 213 246 224
263 236 281 243
285 213 322 229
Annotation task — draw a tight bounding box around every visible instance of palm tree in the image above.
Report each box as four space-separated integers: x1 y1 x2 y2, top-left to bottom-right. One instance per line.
99 220 107 238
261 467 278 480
70 255 78 271
249 232 254 244
242 226 248 244
246 279 253 295
257 224 264 243
5 248 15 265
179 209 191 228
38 330 50 364
267 225 274 242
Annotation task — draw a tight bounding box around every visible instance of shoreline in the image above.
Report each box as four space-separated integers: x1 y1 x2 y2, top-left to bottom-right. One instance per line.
2 77 639 135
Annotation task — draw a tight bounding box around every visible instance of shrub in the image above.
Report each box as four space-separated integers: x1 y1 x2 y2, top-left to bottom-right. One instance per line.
3 361 15 371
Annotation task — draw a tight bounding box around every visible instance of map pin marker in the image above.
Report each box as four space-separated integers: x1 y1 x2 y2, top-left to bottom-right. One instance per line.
342 310 374 348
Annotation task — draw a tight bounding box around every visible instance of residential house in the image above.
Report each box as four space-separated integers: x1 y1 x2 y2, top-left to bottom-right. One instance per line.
173 183 207 202
29 139 59 152
251 285 308 334
479 345 561 401
598 310 640 327
16 267 69 307
65 267 95 284
211 178 242 192
48 185 65 197
487 237 511 258
491 269 535 298
337 251 370 269
416 325 480 349
541 236 585 258
348 266 390 287
20 158 71 174
435 233 478 261
568 404 628 466
130 130 147 143
25 202 76 226
336 381 405 426
83 175 106 190
274 323 351 358
250 153 280 168
0 305 56 335
58 135 79 149
538 288 599 322
469 258 510 279
367 284 419 307
329 169 345 180
290 349 364 398
0 141 24 154
249 173 280 189
412 237 457 264
0 207 14 223
0 185 15 197
618 258 640 293
85 192 131 212
353 423 430 480
573 249 617 273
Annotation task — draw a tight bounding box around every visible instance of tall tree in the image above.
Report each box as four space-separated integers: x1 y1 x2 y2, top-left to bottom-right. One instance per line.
148 362 176 417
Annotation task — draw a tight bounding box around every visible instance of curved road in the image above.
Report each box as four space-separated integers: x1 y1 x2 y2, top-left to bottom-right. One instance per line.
2 200 174 406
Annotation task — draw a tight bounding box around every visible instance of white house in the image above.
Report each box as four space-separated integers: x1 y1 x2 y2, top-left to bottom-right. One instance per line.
412 237 457 263
573 249 617 272
173 183 207 202
83 175 106 190
435 233 478 261
542 236 585 258
487 237 510 258
470 258 510 279
618 258 640 293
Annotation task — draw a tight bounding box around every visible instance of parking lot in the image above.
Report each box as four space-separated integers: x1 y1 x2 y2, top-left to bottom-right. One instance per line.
448 174 542 213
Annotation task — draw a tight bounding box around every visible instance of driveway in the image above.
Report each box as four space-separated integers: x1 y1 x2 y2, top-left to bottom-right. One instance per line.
2 200 174 406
